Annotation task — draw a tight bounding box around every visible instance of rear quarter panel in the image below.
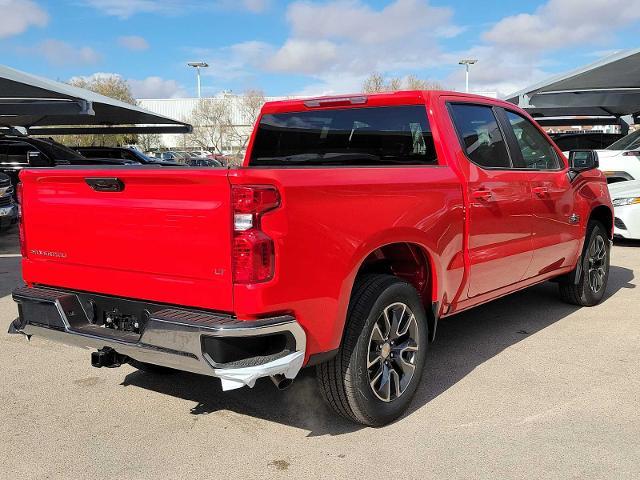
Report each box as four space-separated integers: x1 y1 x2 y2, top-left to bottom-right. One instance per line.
229 166 464 357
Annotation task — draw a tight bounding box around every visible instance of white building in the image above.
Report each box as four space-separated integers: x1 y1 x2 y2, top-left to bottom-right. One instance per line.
138 95 285 151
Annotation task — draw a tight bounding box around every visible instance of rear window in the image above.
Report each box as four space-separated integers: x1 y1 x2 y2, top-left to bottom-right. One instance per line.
249 105 437 166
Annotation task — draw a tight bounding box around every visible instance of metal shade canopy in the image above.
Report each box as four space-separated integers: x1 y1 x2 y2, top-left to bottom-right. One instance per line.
505 48 640 123
0 64 191 134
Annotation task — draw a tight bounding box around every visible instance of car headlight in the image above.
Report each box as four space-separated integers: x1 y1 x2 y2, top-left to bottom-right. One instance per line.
612 197 640 207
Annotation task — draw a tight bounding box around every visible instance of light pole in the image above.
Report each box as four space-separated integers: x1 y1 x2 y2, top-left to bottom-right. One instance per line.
459 59 477 93
187 61 209 98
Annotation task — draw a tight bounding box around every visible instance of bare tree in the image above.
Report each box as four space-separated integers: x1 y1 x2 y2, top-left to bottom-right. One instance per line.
404 74 444 91
362 72 386 93
387 77 403 91
137 133 162 152
362 73 445 93
190 97 234 155
230 89 265 152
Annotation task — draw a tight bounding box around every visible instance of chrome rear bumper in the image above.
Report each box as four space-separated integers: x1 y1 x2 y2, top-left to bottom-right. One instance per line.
10 286 306 390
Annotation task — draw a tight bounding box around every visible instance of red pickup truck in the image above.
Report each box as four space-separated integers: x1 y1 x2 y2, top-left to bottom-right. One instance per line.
10 91 613 426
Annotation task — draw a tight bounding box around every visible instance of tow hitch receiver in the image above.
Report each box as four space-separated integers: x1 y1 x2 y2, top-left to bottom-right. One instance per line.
91 347 128 368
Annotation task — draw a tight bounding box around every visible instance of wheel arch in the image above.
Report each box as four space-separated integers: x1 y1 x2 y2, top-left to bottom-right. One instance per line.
348 241 440 342
589 204 614 238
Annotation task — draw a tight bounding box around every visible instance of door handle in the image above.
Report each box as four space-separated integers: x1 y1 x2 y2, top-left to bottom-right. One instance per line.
85 177 125 192
532 186 549 197
471 189 492 201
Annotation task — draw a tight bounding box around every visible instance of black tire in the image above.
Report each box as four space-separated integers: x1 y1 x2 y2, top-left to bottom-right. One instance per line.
317 274 428 426
559 220 610 306
128 359 175 374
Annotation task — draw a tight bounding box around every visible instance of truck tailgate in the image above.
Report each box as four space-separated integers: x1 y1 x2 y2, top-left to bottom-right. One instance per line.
20 168 234 311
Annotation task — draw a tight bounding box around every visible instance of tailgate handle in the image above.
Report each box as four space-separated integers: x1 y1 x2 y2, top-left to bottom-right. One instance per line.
85 177 124 192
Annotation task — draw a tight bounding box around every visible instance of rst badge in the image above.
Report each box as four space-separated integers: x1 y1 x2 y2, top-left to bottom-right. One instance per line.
29 249 68 258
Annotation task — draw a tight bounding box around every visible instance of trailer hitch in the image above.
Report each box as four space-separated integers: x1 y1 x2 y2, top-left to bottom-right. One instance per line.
91 347 128 368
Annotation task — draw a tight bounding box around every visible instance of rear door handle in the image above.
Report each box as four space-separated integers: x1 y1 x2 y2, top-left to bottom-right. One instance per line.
85 177 125 192
532 186 549 197
471 189 492 201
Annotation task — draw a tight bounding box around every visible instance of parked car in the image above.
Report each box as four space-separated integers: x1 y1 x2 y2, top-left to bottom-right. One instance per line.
595 130 640 183
158 151 188 162
10 91 613 426
73 146 182 166
549 131 623 152
0 136 137 187
0 173 17 231
185 157 223 167
609 179 640 239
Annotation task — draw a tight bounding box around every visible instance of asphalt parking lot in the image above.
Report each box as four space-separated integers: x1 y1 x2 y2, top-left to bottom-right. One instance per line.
1 229 639 479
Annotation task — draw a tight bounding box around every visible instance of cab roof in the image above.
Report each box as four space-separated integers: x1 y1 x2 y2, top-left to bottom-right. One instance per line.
260 90 512 115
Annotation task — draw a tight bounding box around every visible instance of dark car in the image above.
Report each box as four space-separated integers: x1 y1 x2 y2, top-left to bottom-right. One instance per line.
74 146 182 166
0 173 18 231
185 157 223 167
0 136 137 187
549 132 623 152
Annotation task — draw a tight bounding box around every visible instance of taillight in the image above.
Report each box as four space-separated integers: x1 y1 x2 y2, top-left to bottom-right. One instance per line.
17 182 26 257
232 185 280 283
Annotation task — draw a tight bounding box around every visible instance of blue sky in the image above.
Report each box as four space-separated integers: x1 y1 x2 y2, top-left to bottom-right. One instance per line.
2 0 639 98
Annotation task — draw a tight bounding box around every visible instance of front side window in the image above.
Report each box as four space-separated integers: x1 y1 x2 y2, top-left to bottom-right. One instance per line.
505 111 560 170
250 105 437 166
448 103 511 169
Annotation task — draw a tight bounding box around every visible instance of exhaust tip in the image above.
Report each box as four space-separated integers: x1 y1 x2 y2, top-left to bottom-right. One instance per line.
270 374 293 390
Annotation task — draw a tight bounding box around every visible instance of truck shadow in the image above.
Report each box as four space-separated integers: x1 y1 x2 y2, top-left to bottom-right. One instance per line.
121 265 635 436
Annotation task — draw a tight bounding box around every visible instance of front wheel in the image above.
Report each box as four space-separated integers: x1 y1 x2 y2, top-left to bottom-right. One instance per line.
559 220 610 306
317 274 428 426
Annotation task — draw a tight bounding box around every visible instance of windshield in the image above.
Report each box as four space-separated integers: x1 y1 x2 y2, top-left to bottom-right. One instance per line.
249 105 438 166
606 130 640 151
33 138 86 160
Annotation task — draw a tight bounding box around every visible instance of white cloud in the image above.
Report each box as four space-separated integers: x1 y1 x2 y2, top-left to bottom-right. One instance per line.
484 0 640 52
0 0 48 38
287 0 452 45
264 0 458 78
216 0 271 13
241 0 269 13
445 0 640 97
82 0 270 18
70 72 187 98
269 40 338 74
37 39 101 66
81 0 181 18
118 35 149 51
129 76 186 98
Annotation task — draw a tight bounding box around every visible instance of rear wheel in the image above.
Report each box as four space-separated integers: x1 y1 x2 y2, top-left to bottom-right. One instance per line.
559 220 610 306
317 274 428 426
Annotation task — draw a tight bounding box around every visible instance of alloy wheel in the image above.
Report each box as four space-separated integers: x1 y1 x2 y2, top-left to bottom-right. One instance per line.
587 234 607 293
367 302 419 402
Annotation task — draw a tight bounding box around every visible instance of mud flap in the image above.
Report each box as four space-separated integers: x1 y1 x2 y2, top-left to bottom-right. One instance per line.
7 318 30 340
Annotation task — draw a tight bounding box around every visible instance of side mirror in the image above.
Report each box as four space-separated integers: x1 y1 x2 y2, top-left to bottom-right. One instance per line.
568 149 599 171
567 150 599 181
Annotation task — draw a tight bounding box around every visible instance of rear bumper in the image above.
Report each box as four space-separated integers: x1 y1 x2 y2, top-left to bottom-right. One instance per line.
10 286 306 391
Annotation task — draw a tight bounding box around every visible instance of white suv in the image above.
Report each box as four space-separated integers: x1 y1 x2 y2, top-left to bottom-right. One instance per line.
596 130 640 183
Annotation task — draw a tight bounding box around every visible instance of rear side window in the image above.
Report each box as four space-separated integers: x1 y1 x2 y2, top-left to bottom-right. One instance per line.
448 103 511 169
249 105 437 166
505 111 560 170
